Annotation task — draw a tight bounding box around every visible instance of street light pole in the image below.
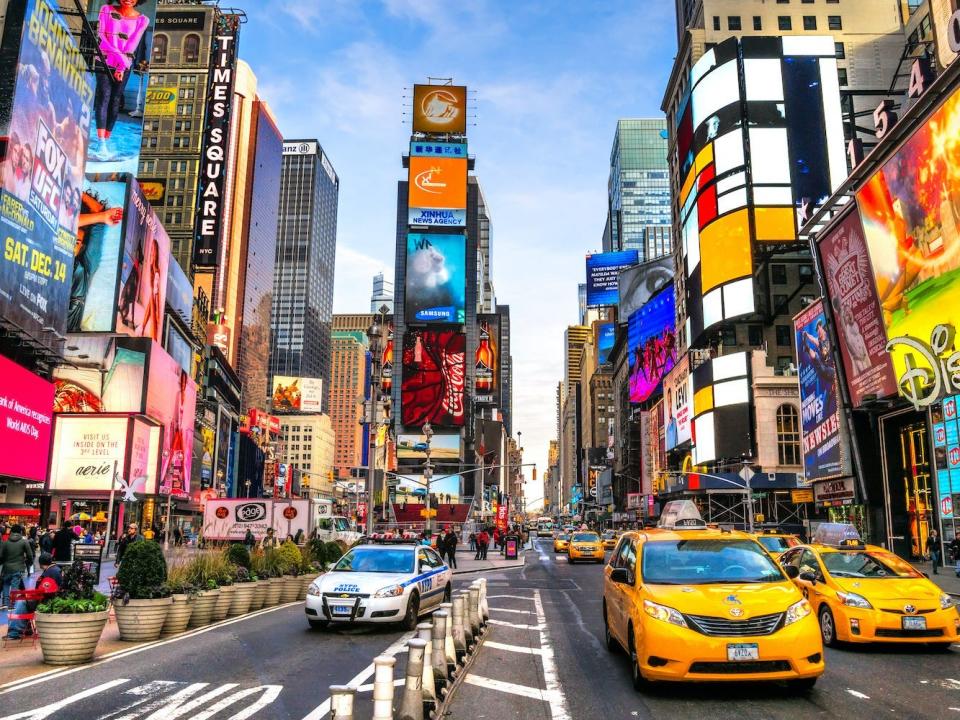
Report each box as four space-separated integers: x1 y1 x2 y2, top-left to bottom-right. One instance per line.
422 422 434 535
741 458 755 533
365 308 388 537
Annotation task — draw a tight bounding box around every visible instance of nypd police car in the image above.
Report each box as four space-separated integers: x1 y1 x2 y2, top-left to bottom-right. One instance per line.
305 540 452 630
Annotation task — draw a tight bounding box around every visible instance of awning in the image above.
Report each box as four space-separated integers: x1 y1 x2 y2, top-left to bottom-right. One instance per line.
0 505 40 518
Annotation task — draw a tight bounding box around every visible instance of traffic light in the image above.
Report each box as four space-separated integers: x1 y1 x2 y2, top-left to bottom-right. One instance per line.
532 467 537 481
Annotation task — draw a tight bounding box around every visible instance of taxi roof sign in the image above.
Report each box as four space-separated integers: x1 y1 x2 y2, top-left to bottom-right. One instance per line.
812 522 861 547
658 500 707 530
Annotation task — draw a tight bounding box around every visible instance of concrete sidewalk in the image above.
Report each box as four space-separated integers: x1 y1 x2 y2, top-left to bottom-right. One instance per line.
449 547 527 575
913 560 960 596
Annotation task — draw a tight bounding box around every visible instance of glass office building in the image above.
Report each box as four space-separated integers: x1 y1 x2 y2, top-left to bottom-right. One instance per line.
606 119 672 260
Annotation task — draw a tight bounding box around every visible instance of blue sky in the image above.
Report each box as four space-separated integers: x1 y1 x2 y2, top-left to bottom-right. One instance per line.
229 0 677 507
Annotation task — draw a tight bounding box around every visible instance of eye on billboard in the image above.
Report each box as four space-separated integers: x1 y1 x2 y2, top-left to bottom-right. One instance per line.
271 376 323 412
412 85 467 135
475 314 500 403
586 250 639 307
618 257 674 320
408 155 467 211
663 354 693 452
401 330 466 427
628 283 677 403
0 0 94 343
405 233 465 324
691 351 753 465
596 322 615 366
85 1 159 175
856 84 960 383
396 433 461 461
0 355 54 483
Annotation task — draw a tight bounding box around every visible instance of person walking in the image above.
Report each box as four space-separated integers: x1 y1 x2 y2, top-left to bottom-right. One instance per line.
27 525 39 574
52 522 75 563
443 527 458 570
927 529 943 574
243 529 256 552
260 528 278 549
115 523 144 566
476 528 489 560
39 528 54 556
0 525 34 609
3 552 61 641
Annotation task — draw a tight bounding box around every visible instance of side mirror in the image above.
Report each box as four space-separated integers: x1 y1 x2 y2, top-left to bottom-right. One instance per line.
610 567 631 585
783 565 800 580
798 571 817 584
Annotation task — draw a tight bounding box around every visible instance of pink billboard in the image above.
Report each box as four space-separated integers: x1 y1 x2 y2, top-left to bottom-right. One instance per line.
0 355 54 482
146 342 196 497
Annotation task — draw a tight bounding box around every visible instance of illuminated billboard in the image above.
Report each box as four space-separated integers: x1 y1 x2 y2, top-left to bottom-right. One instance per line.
586 250 639 307
408 155 467 212
0 0 94 343
0 355 54 483
475 314 500 404
401 330 466 427
396 433 461 461
85 1 159 175
618 257 674 319
818 209 897 406
596 322 615 366
794 300 843 480
147 343 197 497
54 336 149 414
410 141 467 158
395 473 462 504
856 84 960 381
931 0 960 69
412 84 467 135
405 233 466 324
677 36 846 344
627 284 677 403
691 351 753 465
664 354 693 452
272 376 323 412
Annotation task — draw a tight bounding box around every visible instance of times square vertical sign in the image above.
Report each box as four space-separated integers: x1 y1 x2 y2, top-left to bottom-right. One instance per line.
192 13 240 269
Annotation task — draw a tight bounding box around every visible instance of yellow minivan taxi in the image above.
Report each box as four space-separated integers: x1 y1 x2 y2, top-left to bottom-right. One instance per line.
602 530 619 551
553 533 570 553
779 541 959 648
603 503 823 690
568 531 605 563
753 531 800 558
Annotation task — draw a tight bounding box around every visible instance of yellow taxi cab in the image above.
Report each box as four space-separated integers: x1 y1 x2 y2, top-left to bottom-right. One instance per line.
553 532 570 554
603 501 823 691
602 530 619 551
568 531 605 563
753 529 801 558
778 523 959 649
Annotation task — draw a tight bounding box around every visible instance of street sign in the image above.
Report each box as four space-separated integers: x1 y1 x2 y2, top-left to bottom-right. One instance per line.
420 508 437 518
589 486 597 497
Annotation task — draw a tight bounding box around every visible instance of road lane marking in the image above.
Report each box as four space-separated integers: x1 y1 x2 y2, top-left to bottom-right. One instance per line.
483 641 545 656
533 590 571 720
0 679 130 720
463 675 561 702
487 619 543 630
489 607 534 615
846 689 870 700
354 679 406 692
487 594 535 601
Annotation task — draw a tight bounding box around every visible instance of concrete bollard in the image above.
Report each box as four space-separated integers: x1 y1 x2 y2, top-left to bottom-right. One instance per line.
433 610 455 679
416 622 437 707
451 595 468 659
372 655 396 720
397 639 427 720
467 586 482 637
438 602 457 670
329 685 356 720
431 614 450 692
477 578 490 623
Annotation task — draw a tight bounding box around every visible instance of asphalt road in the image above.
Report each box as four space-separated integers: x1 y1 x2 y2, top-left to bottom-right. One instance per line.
448 538 960 720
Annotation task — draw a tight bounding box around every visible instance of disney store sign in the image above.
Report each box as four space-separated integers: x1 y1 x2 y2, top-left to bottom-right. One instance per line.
887 324 960 410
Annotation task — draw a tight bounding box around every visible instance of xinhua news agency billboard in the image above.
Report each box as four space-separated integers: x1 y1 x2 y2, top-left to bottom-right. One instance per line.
586 250 638 307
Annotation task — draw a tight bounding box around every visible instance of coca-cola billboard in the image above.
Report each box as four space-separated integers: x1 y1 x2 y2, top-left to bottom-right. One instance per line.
401 330 466 427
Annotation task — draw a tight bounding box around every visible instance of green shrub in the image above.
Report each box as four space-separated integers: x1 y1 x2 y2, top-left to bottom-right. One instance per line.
249 549 266 580
164 558 196 595
325 541 345 566
38 593 108 614
184 551 225 589
262 548 284 578
275 540 302 576
225 543 251 570
116 541 169 600
37 560 105 613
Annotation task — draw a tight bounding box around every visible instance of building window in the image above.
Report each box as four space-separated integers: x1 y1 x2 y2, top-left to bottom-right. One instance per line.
753 16 762 30
772 264 787 284
728 16 742 30
777 405 802 466
835 41 845 59
776 325 792 346
803 15 817 30
721 327 737 346
172 136 190 149
774 294 789 313
777 0 790 3
713 16 721 30
828 15 842 30
837 67 848 86
799 264 814 283
778 16 792 30
178 87 195 100
183 34 201 63
152 34 168 64
748 325 764 346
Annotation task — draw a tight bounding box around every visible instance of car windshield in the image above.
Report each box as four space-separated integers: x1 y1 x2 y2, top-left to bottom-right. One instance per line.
573 533 599 542
557 534 570 541
603 531 616 539
758 536 795 552
821 551 923 579
332 548 414 573
642 539 785 585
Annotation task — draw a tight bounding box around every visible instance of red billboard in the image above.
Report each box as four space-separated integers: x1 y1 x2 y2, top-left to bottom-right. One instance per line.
401 330 466 427
0 355 54 482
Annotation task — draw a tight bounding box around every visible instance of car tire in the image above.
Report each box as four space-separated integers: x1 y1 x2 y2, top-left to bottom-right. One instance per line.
308 618 329 631
568 556 574 564
788 677 818 693
928 642 955 652
603 604 617 654
818 606 839 647
628 625 650 691
401 592 420 631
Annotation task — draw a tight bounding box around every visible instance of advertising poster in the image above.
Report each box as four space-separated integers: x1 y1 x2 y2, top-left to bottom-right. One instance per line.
691 352 754 465
143 87 176 117
794 300 843 481
475 314 499 403
619 257 674 320
202 499 310 541
272 376 323 412
165 258 193 324
147 342 197 496
930 0 960 69
407 155 467 211
395 473 461 503
932 396 960 524
857 85 960 380
401 330 466 427
586 250 639 307
628 284 677 403
819 210 897 406
412 85 467 135
405 233 466 323
596 322 615 365
0 354 54 482
397 433 460 461
127 416 160 496
54 336 149 413
48 416 128 492
0 0 94 341
85 1 159 175
663 354 692 451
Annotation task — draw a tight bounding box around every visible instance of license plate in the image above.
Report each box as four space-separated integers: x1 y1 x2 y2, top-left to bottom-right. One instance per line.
902 615 927 630
727 643 759 661
331 604 352 616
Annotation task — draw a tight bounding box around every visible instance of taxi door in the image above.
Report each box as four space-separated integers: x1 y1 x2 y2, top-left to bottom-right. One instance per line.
793 549 826 606
607 537 637 647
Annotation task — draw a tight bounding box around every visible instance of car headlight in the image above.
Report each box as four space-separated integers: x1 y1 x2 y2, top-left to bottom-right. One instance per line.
941 593 954 610
307 582 322 597
784 599 812 626
374 584 404 598
836 591 872 609
643 599 688 628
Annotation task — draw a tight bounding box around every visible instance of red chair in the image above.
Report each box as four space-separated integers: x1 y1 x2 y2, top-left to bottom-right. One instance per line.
3 589 45 649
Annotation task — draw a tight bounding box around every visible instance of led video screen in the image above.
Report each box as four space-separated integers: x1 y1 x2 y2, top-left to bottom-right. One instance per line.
405 233 466 324
627 284 677 404
691 351 753 465
586 250 639 307
401 330 466 427
408 155 467 211
412 85 467 135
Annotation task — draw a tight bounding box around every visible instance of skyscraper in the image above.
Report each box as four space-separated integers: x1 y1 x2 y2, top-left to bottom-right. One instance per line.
270 140 339 413
370 273 394 314
605 119 672 260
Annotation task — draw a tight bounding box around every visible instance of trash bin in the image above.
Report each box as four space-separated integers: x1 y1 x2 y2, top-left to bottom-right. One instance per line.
504 534 520 560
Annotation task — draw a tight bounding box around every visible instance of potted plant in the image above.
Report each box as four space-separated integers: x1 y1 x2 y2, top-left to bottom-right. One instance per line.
186 553 221 628
35 560 109 665
299 543 325 600
210 554 235 621
262 549 284 606
160 560 196 637
248 550 268 611
277 541 303 603
113 540 172 642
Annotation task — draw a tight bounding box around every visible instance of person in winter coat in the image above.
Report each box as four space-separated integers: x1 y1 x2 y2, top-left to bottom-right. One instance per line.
244 529 256 551
52 523 75 562
39 529 55 555
475 529 490 560
3 552 61 640
115 523 145 565
1 524 35 608
443 527 459 569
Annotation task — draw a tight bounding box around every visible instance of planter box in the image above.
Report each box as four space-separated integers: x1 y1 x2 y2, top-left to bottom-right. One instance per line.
263 578 282 607
35 610 109 665
280 576 301 604
249 580 267 611
228 583 255 616
211 585 235 621
115 597 173 642
160 593 193 637
187 589 219 628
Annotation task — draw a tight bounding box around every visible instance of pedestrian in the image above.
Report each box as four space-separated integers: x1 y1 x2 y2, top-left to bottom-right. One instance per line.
294 528 304 545
243 528 256 552
260 528 278 549
173 526 183 547
476 528 489 560
115 523 144 566
443 526 458 570
3 552 62 641
927 529 942 574
39 528 54 556
419 531 431 546
0 524 34 608
27 525 39 574
52 522 75 562
468 532 476 552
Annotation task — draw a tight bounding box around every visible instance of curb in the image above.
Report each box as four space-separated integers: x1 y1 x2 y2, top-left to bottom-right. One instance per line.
452 560 525 576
